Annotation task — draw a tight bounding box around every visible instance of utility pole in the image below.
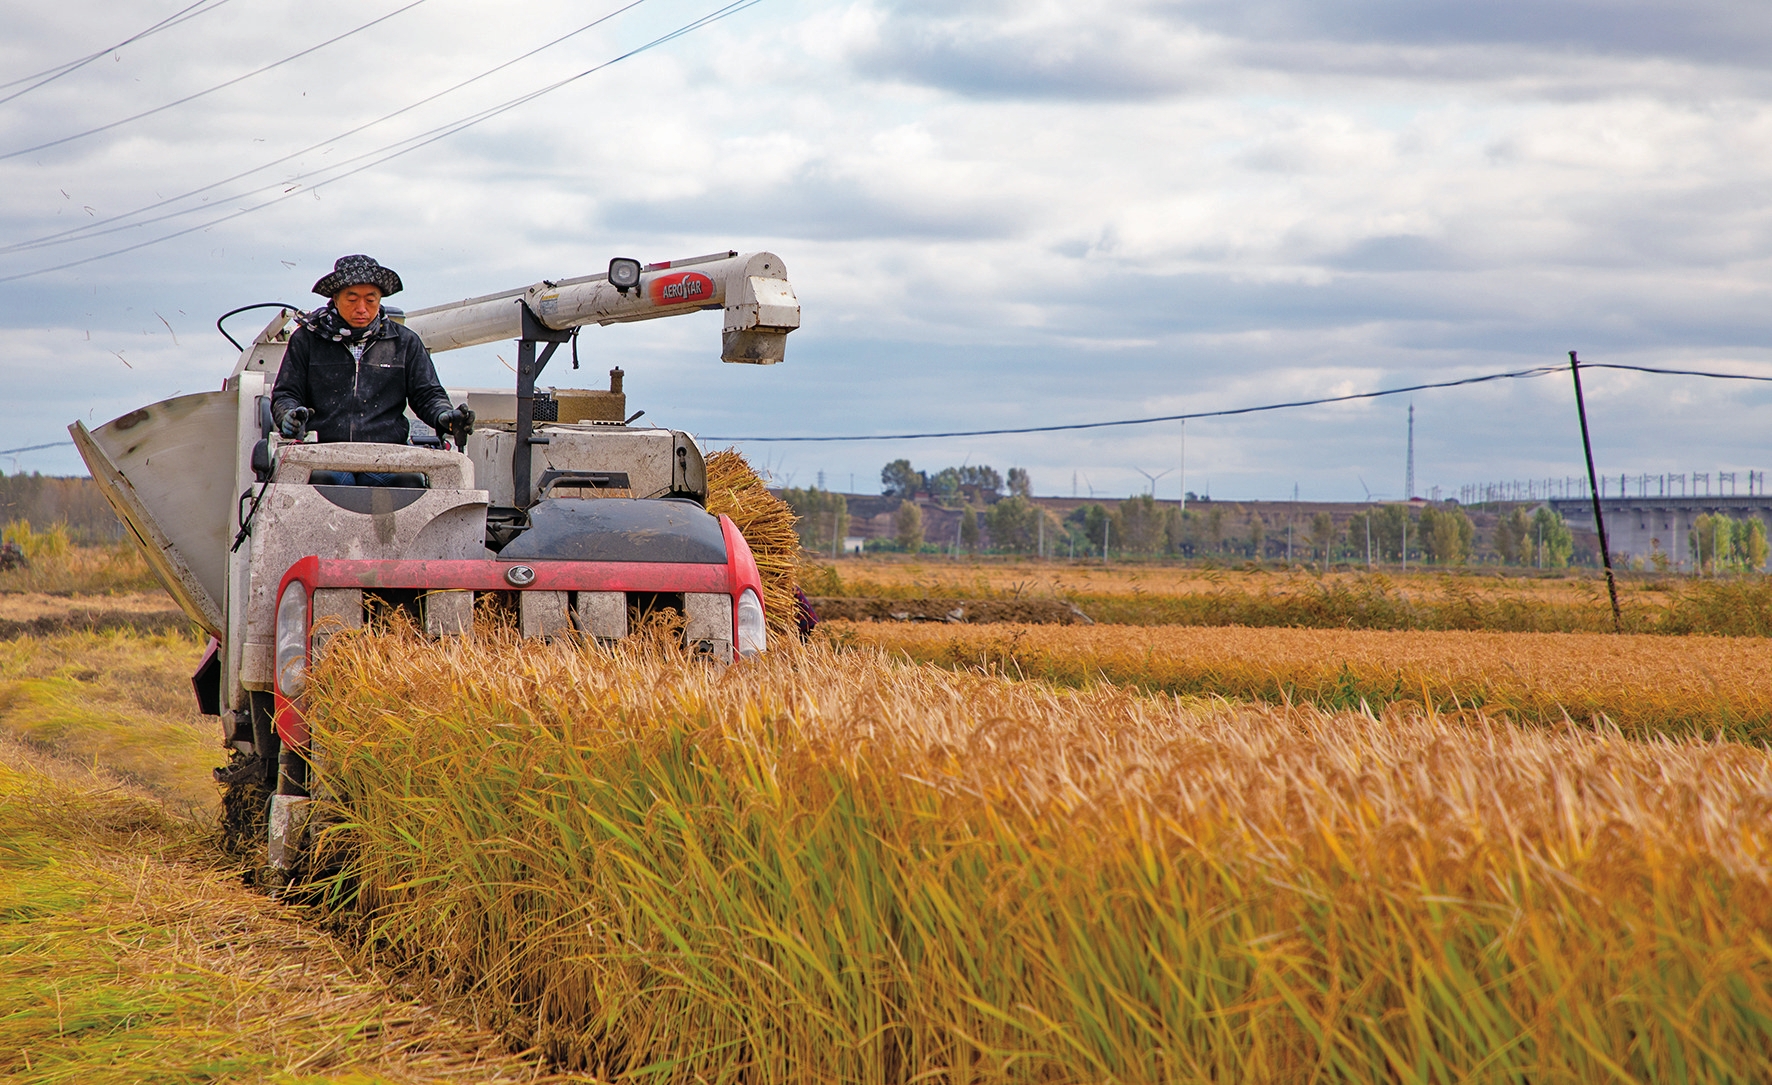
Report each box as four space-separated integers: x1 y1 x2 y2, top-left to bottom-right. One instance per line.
1176 420 1190 514
1570 351 1622 631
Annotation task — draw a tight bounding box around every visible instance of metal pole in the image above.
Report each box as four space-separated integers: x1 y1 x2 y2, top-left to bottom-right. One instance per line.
1570 351 1621 631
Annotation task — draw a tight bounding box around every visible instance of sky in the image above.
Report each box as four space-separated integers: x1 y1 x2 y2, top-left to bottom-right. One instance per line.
2 0 1770 502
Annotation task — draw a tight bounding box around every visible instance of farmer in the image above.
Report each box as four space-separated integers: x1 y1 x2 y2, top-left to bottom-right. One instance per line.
271 254 472 482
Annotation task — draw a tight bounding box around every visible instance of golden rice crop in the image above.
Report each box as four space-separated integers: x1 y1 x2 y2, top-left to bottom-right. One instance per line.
706 448 803 640
824 560 1772 635
825 620 1772 741
308 629 1772 1082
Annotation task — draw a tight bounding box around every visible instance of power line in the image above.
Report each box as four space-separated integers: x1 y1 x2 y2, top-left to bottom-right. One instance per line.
1582 362 1772 382
0 0 655 256
10 358 1767 465
702 360 1772 442
0 0 235 100
0 0 765 284
0 0 427 162
705 366 1568 441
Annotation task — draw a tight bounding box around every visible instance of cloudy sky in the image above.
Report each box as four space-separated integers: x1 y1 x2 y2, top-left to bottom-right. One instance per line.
3 0 1770 501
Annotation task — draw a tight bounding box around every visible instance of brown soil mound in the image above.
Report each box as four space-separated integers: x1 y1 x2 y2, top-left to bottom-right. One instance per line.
807 597 1092 624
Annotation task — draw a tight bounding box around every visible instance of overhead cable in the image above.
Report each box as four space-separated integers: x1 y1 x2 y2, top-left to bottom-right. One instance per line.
0 440 74 456
0 0 765 283
1 0 654 255
0 0 428 162
704 366 1568 441
0 0 234 102
1580 362 1772 382
702 360 1772 442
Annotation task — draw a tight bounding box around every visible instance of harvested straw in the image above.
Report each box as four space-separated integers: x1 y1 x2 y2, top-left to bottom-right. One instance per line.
705 448 802 639
310 629 1772 1082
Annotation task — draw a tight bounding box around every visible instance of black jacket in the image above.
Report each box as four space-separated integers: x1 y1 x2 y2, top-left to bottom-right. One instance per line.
271 319 452 444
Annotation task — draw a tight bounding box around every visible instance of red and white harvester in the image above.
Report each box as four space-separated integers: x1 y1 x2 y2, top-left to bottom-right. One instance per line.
70 250 799 873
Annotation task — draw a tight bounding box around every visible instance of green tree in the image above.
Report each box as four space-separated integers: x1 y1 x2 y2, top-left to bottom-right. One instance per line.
893 499 924 552
1006 467 1031 498
781 487 848 552
1247 512 1266 559
1740 517 1770 571
1692 513 1732 574
1530 507 1573 568
881 459 922 498
986 495 1040 553
1165 507 1195 556
1420 505 1475 565
1206 506 1226 554
1118 494 1167 554
929 467 963 507
1309 512 1336 567
1493 507 1531 565
1345 512 1372 564
956 466 1002 504
1375 505 1413 563
960 506 980 553
1069 503 1111 551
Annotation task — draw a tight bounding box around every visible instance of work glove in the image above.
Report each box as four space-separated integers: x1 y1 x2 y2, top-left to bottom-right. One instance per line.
436 404 475 446
276 406 312 438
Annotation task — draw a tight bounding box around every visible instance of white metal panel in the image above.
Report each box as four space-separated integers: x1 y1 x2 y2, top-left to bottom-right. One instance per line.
521 591 570 640
686 592 733 660
575 591 627 639
312 588 364 654
70 387 243 635
425 590 473 637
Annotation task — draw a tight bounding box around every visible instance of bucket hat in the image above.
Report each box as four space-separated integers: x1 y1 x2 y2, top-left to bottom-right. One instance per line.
311 254 403 297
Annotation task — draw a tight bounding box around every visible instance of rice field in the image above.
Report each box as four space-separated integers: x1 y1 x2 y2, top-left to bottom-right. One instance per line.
822 620 1772 741
306 629 1772 1082
817 558 1772 635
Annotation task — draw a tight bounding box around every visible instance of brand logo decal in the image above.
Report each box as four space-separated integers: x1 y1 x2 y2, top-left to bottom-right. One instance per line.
650 271 715 305
504 565 536 586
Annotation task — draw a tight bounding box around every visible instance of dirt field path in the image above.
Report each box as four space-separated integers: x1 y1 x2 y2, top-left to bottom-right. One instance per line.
0 602 580 1084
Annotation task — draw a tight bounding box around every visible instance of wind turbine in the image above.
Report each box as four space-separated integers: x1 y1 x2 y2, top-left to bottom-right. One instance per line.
1134 466 1174 497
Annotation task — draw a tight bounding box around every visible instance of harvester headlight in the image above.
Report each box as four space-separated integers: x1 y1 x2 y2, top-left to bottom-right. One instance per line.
608 257 641 294
276 581 309 697
736 587 767 659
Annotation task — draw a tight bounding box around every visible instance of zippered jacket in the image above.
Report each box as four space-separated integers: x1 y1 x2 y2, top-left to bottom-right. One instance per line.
271 319 452 444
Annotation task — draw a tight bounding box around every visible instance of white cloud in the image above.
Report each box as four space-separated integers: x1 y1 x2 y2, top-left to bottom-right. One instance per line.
0 0 1770 501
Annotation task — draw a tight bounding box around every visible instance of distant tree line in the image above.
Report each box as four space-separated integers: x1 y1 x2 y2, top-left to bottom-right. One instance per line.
881 459 1030 507
0 472 125 543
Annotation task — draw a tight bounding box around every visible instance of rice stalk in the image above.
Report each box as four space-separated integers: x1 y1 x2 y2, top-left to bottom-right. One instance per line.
825 619 1772 741
307 628 1772 1082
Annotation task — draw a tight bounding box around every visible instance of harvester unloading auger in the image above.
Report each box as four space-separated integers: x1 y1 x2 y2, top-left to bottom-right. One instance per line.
69 250 799 877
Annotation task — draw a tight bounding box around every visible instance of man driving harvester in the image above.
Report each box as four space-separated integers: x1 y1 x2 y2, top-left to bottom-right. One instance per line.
272 254 473 484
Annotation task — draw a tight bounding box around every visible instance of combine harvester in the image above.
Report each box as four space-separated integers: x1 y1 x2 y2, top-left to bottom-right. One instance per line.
70 251 799 877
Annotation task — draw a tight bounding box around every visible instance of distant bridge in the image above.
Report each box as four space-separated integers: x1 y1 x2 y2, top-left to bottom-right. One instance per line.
1548 496 1772 571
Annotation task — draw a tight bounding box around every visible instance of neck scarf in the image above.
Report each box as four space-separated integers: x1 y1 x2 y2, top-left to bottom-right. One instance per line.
298 303 384 346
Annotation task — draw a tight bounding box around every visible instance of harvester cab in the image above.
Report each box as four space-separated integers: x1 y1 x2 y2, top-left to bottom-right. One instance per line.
69 249 798 875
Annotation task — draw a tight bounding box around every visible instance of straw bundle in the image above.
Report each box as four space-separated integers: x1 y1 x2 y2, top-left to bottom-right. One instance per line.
705 448 802 639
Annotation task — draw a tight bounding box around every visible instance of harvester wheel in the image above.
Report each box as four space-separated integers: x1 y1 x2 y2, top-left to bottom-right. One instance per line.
216 751 272 859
